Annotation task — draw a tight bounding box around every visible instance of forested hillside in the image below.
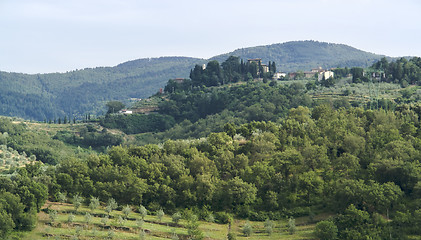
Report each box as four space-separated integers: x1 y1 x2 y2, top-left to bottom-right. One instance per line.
3 105 421 239
0 57 202 120
0 41 390 121
212 41 386 72
3 55 421 239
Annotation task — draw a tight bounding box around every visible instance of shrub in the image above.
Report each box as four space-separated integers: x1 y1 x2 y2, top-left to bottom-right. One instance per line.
205 213 215 223
138 205 147 220
288 217 296 235
242 222 253 237
227 232 237 240
264 219 274 236
172 212 182 224
122 205 131 219
214 212 232 224
157 209 165 222
314 220 338 240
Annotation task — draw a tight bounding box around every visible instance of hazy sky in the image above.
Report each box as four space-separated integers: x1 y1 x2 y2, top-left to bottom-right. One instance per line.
1 0 420 73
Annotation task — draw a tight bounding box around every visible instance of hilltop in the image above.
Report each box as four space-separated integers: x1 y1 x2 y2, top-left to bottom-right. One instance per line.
212 41 386 72
0 41 388 121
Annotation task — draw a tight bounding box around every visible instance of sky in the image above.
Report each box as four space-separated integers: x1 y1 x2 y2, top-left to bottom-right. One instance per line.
1 0 420 74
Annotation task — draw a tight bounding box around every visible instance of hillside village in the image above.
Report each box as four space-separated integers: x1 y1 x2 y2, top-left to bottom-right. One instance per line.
119 58 339 115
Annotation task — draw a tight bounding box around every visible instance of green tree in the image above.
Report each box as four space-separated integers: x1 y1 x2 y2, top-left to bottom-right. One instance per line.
58 192 67 204
85 212 92 224
89 196 100 213
157 209 165 222
49 209 58 223
242 221 253 237
216 177 257 210
106 101 125 114
172 212 182 224
186 214 204 240
101 215 109 226
122 205 131 219
227 232 237 240
68 213 75 224
73 194 83 212
139 205 147 220
314 220 338 240
0 205 15 238
117 215 125 227
106 198 118 215
139 229 147 240
136 218 144 229
288 217 296 235
264 219 274 236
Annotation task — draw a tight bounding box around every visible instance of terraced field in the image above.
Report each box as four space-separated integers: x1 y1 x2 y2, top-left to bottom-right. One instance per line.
24 201 318 239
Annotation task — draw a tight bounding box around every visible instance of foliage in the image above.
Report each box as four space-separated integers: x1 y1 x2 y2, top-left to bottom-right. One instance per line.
288 217 296 235
242 221 253 236
67 213 75 224
212 40 383 72
372 57 421 86
172 211 182 224
49 209 58 223
100 113 175 134
156 209 165 222
264 219 275 236
89 196 100 212
227 232 237 240
72 194 83 212
84 212 92 224
314 220 338 240
58 192 67 204
186 214 204 240
122 205 131 219
138 205 147 220
0 168 47 238
106 101 125 114
0 57 201 121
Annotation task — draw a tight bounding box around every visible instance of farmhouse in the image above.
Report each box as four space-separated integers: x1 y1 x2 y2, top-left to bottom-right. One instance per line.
318 70 334 81
247 58 269 74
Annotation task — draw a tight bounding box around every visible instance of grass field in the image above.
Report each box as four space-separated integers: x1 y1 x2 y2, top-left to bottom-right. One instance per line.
20 201 319 240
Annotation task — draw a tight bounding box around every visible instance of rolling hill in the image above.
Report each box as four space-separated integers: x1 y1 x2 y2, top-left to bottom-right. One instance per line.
211 40 386 72
0 41 388 121
0 57 204 120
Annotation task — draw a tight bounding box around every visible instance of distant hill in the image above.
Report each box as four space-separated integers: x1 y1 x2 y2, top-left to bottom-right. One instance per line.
212 40 386 72
0 41 389 120
0 57 203 120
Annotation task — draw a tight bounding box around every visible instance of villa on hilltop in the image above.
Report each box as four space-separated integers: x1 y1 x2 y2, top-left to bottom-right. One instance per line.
247 58 269 74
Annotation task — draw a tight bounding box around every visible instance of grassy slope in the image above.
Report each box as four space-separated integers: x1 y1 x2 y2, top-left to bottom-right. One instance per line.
22 201 321 240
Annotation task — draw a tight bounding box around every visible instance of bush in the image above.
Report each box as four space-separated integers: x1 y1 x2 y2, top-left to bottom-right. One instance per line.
227 232 237 240
242 222 253 237
214 212 232 224
314 220 338 240
172 212 182 224
288 217 296 235
264 219 275 236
